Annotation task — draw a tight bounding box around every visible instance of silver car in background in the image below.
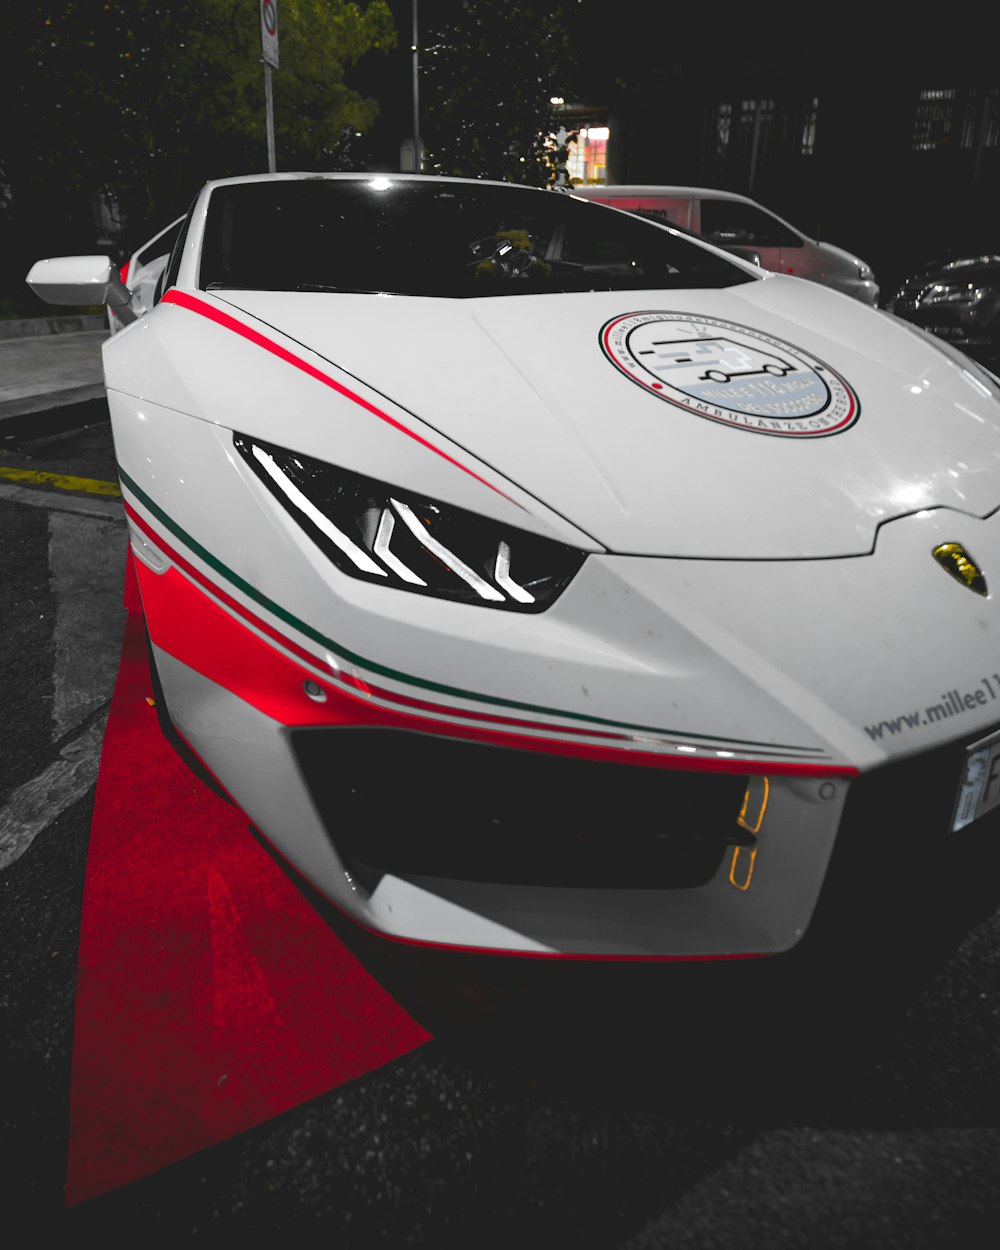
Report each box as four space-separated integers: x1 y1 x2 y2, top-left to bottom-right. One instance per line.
571 184 879 306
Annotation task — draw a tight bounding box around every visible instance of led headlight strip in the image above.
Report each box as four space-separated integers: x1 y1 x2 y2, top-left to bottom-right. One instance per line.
251 444 387 578
235 434 585 612
390 498 506 602
373 508 425 584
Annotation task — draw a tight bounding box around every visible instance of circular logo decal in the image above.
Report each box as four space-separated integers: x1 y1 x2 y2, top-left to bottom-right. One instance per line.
600 312 859 437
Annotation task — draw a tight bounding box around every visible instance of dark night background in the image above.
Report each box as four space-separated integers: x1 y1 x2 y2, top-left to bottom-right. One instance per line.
359 2 1000 300
5 2 1000 306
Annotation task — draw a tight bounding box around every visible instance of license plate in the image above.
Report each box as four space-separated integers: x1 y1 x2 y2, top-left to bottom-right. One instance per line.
951 727 1000 832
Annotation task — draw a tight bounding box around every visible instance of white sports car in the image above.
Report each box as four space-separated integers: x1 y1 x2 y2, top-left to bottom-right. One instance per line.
26 173 1000 958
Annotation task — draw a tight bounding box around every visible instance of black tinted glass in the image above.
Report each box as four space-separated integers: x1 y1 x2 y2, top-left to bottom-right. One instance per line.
700 200 801 249
162 200 196 297
199 179 753 298
136 218 184 269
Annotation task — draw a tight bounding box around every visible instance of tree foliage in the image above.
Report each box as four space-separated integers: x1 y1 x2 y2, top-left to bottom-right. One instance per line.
4 1 396 253
419 0 579 186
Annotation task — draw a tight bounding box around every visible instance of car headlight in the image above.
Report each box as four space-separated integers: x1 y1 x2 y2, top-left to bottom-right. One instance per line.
920 282 988 306
234 435 588 612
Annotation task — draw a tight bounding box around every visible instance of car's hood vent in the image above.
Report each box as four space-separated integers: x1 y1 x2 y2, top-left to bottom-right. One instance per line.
218 279 1000 559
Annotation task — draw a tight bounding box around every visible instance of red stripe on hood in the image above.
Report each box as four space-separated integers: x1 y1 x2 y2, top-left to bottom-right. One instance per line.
161 289 515 502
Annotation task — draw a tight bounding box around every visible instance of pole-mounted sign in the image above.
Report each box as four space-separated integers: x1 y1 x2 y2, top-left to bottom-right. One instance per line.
259 0 278 173
260 0 279 69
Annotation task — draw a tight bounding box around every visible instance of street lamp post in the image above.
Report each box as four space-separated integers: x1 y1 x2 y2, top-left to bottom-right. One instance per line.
399 0 422 172
264 64 277 174
411 0 421 172
260 0 279 174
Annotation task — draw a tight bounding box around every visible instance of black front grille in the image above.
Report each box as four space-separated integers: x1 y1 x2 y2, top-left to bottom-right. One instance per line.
290 728 751 891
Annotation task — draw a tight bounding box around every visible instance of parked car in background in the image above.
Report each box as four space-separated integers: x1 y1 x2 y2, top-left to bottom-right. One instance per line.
639 213 762 269
571 184 878 306
885 254 1000 366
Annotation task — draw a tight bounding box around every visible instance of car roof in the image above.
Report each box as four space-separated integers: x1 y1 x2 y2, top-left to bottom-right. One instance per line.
196 176 760 208
570 184 756 204
199 171 544 193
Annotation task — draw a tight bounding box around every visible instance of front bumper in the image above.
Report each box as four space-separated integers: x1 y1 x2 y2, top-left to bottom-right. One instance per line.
144 640 1000 958
152 644 851 957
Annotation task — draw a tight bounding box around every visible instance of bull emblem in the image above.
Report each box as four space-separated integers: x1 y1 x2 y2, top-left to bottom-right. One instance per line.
932 543 988 597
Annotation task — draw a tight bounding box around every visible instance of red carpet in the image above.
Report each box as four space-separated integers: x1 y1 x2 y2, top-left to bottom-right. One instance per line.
66 557 431 1206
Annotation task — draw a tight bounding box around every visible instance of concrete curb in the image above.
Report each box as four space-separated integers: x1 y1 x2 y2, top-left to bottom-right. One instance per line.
0 315 107 341
0 384 107 423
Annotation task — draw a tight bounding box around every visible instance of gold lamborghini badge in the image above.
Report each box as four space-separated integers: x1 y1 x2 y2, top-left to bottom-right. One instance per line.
932 543 988 596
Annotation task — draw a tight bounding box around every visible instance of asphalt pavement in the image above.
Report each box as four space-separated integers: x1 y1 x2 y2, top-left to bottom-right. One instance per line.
2 323 1000 1244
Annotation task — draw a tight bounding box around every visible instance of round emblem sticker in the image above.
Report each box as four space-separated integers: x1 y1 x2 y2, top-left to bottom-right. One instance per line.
600 312 859 437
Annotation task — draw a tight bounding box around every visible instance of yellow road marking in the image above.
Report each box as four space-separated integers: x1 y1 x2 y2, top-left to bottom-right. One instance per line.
0 466 121 497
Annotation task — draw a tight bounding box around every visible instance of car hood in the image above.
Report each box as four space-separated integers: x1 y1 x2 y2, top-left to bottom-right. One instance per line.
217 276 1000 558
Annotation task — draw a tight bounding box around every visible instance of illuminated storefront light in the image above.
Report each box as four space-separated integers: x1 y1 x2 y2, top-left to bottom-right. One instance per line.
561 125 611 185
547 108 611 186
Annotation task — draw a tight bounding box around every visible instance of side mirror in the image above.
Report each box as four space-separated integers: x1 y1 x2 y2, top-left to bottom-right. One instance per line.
25 255 137 322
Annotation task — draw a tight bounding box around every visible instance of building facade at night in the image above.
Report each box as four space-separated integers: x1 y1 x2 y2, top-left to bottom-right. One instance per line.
569 15 1000 295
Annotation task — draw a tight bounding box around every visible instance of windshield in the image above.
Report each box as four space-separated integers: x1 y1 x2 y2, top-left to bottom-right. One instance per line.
198 179 754 299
